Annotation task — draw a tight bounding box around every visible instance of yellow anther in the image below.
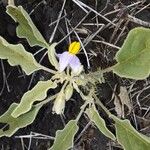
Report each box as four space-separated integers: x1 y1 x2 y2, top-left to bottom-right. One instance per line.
68 41 80 55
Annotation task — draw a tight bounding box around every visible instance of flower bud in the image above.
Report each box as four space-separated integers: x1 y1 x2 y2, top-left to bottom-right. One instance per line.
52 91 65 114
65 83 73 101
71 65 83 75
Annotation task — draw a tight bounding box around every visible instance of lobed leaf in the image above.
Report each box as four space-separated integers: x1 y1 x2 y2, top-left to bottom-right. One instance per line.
11 80 57 118
0 36 42 75
49 120 79 150
0 103 42 137
6 5 49 48
85 106 116 141
113 27 150 80
111 115 150 150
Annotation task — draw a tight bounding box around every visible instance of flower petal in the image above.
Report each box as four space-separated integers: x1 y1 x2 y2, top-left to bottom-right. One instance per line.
58 52 73 72
69 41 80 54
69 55 82 73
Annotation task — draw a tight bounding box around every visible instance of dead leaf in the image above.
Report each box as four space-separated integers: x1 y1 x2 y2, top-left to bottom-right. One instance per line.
114 86 132 118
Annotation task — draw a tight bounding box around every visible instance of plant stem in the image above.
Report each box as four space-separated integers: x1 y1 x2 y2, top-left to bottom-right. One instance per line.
93 94 111 116
76 101 89 122
41 65 57 74
101 65 116 74
36 94 58 107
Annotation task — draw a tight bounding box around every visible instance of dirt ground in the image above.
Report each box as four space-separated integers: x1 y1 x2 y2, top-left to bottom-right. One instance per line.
0 0 150 149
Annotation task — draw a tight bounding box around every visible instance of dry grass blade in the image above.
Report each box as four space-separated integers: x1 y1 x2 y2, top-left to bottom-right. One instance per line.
57 11 91 45
73 0 116 26
128 15 150 27
0 60 10 95
49 0 67 43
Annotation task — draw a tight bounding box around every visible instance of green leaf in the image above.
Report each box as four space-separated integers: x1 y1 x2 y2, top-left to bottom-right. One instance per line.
49 120 79 150
6 5 49 48
48 43 59 70
85 106 116 141
113 27 150 80
0 103 42 137
11 80 57 118
111 115 150 150
0 36 42 75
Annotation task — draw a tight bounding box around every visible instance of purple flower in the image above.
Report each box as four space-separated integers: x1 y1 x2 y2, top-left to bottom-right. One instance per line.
58 41 83 73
